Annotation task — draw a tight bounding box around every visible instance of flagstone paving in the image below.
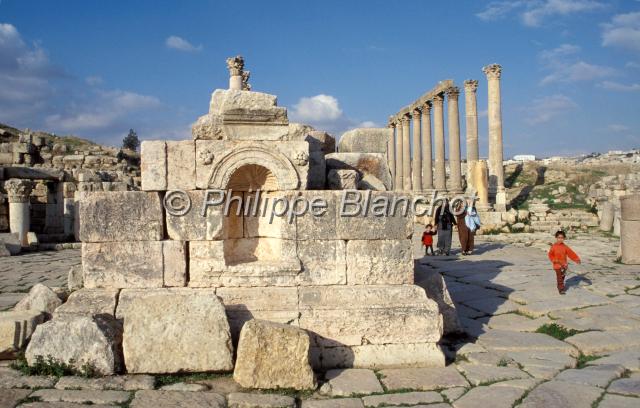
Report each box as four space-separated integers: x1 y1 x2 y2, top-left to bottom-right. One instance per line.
1 230 639 406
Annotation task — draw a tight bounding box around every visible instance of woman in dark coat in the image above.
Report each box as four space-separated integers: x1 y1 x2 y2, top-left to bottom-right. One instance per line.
455 201 472 255
434 200 456 256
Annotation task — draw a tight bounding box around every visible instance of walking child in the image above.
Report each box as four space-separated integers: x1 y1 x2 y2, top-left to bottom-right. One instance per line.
548 230 581 295
422 224 437 256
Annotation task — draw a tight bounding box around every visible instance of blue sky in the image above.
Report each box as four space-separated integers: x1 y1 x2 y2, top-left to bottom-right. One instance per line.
0 0 639 158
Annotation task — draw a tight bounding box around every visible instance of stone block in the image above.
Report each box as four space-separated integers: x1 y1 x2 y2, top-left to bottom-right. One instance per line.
55 374 155 390
415 263 463 335
25 315 123 375
79 191 164 242
297 239 346 285
326 152 392 190
217 287 299 341
14 283 62 315
378 366 469 391
163 240 187 287
68 265 83 291
233 319 316 390
320 368 383 396
141 141 167 191
296 191 338 240
620 194 640 221
336 192 413 240
307 150 326 189
328 169 360 189
29 389 131 405
0 232 21 255
312 342 445 370
117 288 233 373
346 240 413 285
298 285 442 347
165 190 224 240
188 239 300 287
227 393 296 408
130 390 226 408
0 310 44 358
83 241 185 289
338 128 391 154
167 140 196 190
53 288 119 318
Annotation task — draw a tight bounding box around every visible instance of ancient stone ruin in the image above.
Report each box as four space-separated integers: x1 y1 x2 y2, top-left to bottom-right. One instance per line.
22 57 446 378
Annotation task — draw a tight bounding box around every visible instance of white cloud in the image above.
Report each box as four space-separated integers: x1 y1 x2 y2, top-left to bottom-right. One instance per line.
292 94 343 122
598 80 640 92
608 124 630 132
626 61 640 69
85 75 103 86
525 94 577 124
538 43 615 85
165 35 202 52
45 89 161 133
357 121 378 128
602 12 640 52
477 0 605 27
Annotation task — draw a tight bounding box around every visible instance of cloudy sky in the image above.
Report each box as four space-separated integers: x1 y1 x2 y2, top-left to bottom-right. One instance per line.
0 0 639 158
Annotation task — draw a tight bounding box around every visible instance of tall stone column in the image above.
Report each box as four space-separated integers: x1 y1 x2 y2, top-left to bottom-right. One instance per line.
387 118 397 190
432 94 446 191
446 87 462 193
464 79 479 167
395 118 403 190
5 179 32 247
411 109 422 191
401 114 412 191
421 103 434 190
483 63 505 205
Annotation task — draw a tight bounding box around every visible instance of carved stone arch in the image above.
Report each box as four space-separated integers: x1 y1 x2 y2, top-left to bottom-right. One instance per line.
207 146 300 190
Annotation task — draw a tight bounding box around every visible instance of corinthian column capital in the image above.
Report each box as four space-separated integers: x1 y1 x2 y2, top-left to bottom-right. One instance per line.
226 55 245 76
401 114 411 124
464 79 479 92
446 86 460 100
421 102 432 113
432 93 444 107
411 108 422 119
4 179 33 203
483 63 502 80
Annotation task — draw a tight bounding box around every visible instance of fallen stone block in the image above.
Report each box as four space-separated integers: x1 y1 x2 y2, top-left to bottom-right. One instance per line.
14 283 62 315
67 265 83 292
53 288 119 318
0 233 21 255
338 128 391 154
79 191 164 242
117 288 233 373
25 315 123 375
0 310 44 358
233 319 316 390
326 152 392 190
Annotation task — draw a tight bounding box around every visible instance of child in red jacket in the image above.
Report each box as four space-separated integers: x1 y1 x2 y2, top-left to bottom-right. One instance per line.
422 224 437 256
548 230 581 295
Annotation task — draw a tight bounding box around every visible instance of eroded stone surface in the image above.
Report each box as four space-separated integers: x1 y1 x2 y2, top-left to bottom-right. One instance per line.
378 366 469 391
130 390 226 408
227 392 296 408
320 369 383 396
55 375 155 391
13 284 62 315
53 288 119 318
233 319 315 390
29 389 131 405
362 391 442 407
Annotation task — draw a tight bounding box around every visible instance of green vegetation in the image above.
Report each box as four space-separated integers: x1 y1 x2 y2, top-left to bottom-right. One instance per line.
535 323 581 341
576 353 601 369
122 128 140 151
154 372 231 388
11 353 98 378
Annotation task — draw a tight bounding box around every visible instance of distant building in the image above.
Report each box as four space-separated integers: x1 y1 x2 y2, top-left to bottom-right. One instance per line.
513 154 536 162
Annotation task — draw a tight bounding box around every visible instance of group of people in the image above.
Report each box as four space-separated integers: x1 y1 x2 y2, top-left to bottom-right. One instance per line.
420 198 583 296
421 199 481 256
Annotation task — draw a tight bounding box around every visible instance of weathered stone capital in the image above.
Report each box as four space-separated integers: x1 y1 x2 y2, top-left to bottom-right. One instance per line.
421 102 432 113
226 55 245 76
464 79 479 92
412 108 422 119
445 87 460 100
432 94 444 107
241 71 251 91
4 178 33 203
483 63 502 80
401 114 411 124
387 116 396 128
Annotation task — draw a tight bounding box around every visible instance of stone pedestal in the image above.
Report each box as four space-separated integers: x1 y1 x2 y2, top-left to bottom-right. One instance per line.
446 87 462 192
421 103 433 190
620 195 640 264
599 201 615 232
411 109 422 192
5 179 33 247
483 64 505 200
229 75 243 91
432 94 446 191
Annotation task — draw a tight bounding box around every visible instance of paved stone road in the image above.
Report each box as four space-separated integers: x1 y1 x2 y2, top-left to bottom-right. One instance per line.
1 231 639 407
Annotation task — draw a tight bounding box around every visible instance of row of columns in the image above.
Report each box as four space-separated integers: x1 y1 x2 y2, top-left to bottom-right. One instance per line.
387 64 504 206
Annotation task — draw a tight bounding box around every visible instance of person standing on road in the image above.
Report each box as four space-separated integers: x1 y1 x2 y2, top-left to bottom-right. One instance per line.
434 199 456 256
463 204 481 255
